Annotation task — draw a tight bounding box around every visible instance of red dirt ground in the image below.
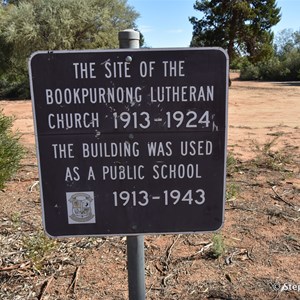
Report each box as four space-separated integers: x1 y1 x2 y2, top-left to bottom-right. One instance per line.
0 73 299 299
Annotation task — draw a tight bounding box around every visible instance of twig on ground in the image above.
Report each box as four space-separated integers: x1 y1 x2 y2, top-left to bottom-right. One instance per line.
67 266 81 293
225 248 252 265
226 205 258 213
0 261 31 272
162 273 174 287
21 164 38 168
190 242 213 258
39 276 54 300
271 186 295 208
29 181 39 192
247 247 255 262
166 235 181 262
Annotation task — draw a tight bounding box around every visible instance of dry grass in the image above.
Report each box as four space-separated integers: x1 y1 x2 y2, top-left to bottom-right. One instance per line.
0 136 299 299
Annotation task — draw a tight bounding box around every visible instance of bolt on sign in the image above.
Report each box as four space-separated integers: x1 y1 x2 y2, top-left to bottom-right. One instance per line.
29 48 228 237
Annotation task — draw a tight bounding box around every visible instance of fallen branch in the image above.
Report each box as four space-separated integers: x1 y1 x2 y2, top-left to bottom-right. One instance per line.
166 235 181 262
226 205 258 213
225 248 252 265
191 242 213 258
271 186 295 208
67 266 81 293
0 261 31 272
39 276 54 300
20 163 38 168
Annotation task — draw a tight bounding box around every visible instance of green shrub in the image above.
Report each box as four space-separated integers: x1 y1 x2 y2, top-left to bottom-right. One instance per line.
227 152 239 176
253 137 291 171
210 233 225 258
240 62 260 80
257 57 289 80
240 50 300 81
0 110 24 188
0 79 30 99
226 182 240 201
282 50 300 80
23 231 57 270
230 55 248 70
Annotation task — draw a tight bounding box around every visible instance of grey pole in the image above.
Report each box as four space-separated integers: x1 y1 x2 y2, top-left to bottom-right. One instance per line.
127 235 145 300
118 29 146 300
119 29 140 49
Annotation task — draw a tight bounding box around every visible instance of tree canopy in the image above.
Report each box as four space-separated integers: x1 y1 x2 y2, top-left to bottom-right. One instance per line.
274 28 300 56
1 0 138 51
0 0 139 98
189 0 281 64
240 28 300 81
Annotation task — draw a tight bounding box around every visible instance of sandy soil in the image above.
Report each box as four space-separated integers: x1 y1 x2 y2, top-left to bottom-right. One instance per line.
0 74 299 299
1 74 299 158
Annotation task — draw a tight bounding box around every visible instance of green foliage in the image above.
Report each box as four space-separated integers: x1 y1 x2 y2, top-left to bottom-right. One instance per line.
226 182 240 201
230 55 248 70
11 211 22 228
257 57 288 80
190 0 281 64
240 51 300 81
23 231 56 270
281 50 300 80
226 153 241 201
240 61 260 80
0 0 139 98
275 28 300 56
2 0 138 51
227 152 240 176
240 29 300 81
210 233 225 258
0 110 24 189
0 77 30 99
252 137 292 171
0 35 11 74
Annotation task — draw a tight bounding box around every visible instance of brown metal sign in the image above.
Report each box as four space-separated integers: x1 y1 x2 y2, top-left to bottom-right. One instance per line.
29 48 228 237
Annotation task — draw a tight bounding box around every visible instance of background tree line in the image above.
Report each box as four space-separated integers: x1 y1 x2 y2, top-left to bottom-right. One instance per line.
239 28 300 81
190 0 300 81
0 0 139 99
0 0 299 99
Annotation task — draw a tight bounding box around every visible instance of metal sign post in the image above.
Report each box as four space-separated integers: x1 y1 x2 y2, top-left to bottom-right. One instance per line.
119 29 146 300
29 31 228 300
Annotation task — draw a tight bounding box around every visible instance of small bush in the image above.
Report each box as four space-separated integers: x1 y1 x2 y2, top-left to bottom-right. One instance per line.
0 110 24 189
230 55 248 70
227 152 239 176
281 50 300 80
240 50 300 81
252 137 291 171
0 76 30 100
23 231 57 270
257 58 289 81
226 182 240 201
210 234 225 258
240 62 260 80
